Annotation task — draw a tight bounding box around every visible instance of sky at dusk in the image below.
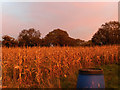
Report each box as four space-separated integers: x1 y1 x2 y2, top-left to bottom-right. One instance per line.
2 2 118 41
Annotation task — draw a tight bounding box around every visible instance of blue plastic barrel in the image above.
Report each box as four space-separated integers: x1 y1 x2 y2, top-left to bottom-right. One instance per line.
77 68 105 88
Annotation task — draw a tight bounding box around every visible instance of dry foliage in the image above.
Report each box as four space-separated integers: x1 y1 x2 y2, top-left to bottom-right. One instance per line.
2 45 119 88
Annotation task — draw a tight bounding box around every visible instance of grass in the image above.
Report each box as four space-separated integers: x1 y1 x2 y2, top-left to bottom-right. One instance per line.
100 64 119 88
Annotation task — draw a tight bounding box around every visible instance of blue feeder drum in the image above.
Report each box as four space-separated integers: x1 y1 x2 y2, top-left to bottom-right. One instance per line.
77 68 105 88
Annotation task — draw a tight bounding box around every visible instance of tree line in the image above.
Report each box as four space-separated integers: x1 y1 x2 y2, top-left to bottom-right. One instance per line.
1 21 120 47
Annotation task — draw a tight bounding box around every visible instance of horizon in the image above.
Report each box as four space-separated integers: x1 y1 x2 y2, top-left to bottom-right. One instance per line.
2 2 118 41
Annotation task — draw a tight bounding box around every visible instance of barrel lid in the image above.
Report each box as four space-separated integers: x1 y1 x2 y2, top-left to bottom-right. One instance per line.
79 68 103 75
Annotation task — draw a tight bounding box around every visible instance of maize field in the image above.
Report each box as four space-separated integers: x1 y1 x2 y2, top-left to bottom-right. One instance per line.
1 45 120 88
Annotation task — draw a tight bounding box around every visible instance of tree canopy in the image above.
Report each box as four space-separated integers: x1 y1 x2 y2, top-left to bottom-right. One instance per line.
18 28 41 47
2 35 18 47
43 29 84 46
2 21 120 47
44 29 69 46
92 21 120 45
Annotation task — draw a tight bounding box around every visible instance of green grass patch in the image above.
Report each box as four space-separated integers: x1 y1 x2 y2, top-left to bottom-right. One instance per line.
100 64 119 88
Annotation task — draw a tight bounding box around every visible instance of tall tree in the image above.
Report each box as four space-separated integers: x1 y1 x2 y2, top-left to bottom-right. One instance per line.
92 21 120 45
44 28 84 46
18 28 41 47
44 29 69 46
2 35 18 47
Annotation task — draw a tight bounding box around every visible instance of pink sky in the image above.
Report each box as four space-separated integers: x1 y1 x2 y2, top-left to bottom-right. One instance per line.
2 2 118 41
